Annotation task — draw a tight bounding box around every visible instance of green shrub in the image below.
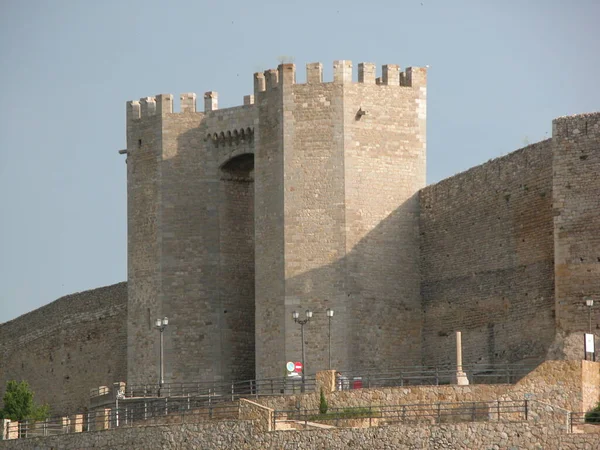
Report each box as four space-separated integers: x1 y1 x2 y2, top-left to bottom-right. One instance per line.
585 402 600 423
335 407 373 418
319 389 328 415
309 406 376 422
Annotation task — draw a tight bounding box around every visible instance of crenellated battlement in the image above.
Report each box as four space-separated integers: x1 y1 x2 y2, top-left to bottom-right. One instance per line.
127 60 426 121
253 60 427 93
126 91 254 120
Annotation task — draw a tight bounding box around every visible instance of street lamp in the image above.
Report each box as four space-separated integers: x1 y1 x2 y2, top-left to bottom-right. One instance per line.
585 298 594 334
155 317 168 395
292 309 312 392
326 308 334 369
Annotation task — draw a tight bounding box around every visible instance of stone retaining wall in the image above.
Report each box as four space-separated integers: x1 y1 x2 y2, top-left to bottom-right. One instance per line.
2 419 599 449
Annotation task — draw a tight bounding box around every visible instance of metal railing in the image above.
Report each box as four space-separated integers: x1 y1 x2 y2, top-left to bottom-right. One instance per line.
273 400 528 429
122 376 316 400
2 399 240 440
335 363 539 390
89 362 538 401
568 411 600 433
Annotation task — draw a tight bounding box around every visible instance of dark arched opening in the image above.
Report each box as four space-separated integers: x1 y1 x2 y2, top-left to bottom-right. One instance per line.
218 153 255 381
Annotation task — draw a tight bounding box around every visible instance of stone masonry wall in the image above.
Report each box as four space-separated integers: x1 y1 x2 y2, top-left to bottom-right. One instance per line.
126 93 257 385
343 66 426 370
257 361 598 414
280 64 349 376
581 360 600 412
0 283 127 416
254 68 287 379
552 113 600 340
159 103 256 384
126 97 163 385
255 62 427 377
3 419 600 449
419 140 555 367
2 361 598 448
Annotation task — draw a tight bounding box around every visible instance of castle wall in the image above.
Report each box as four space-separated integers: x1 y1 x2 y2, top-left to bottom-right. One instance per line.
343 66 426 369
281 66 348 376
254 62 427 377
127 94 257 385
552 113 600 337
419 140 555 367
0 283 127 416
254 69 287 379
126 98 163 385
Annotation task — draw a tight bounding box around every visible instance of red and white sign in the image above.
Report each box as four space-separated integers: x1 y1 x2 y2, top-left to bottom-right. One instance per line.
294 361 303 372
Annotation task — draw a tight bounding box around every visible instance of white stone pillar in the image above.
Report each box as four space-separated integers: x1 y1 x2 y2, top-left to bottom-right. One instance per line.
455 331 469 385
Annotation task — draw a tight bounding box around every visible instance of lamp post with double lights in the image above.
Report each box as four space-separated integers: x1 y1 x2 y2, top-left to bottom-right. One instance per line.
292 309 313 392
326 308 334 369
155 317 169 395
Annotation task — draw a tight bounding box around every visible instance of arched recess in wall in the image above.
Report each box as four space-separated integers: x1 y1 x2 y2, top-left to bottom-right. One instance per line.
218 153 255 381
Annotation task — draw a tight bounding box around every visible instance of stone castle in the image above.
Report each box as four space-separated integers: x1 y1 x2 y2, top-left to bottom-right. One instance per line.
0 60 598 415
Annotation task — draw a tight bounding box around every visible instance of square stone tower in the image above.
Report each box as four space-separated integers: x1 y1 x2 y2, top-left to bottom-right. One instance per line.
125 60 427 385
254 61 427 378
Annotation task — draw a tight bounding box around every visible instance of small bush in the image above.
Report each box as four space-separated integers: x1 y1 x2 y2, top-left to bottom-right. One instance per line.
309 406 376 422
585 403 600 424
337 407 373 418
319 389 328 415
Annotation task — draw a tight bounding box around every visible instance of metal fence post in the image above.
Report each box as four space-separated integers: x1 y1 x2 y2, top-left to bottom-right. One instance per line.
524 400 528 421
497 400 501 421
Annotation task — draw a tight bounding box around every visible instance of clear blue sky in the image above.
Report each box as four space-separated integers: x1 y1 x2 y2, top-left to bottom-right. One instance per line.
1 0 598 323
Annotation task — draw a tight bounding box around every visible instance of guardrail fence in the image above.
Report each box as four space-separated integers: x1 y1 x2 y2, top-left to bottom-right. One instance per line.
335 363 538 390
122 375 316 399
274 400 528 429
2 400 240 440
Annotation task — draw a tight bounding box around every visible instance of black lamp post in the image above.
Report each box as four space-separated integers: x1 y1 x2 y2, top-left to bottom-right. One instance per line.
155 317 168 395
326 308 334 369
292 309 312 392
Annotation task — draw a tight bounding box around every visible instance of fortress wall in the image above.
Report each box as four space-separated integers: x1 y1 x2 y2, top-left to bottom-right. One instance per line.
203 104 256 382
0 283 127 416
254 69 287 379
281 65 348 376
255 62 427 376
127 92 257 384
126 98 163 385
552 113 600 336
343 66 427 369
159 101 257 383
419 139 555 367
